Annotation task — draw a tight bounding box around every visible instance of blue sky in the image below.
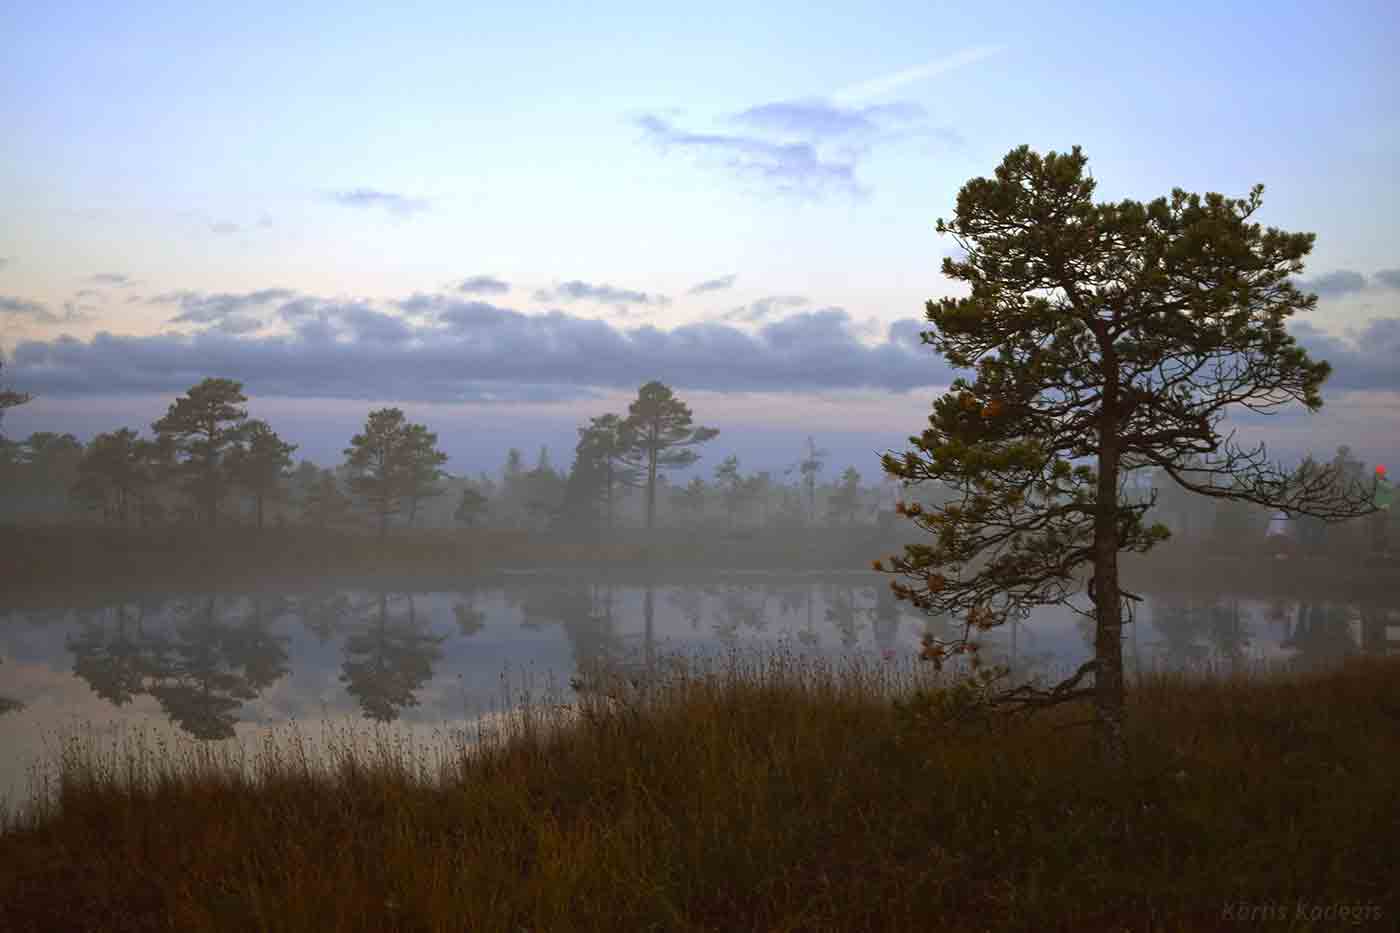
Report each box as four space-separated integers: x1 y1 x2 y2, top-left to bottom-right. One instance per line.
2 0 1398 476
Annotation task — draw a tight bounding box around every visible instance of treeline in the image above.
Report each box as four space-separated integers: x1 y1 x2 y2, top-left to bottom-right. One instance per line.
0 375 901 537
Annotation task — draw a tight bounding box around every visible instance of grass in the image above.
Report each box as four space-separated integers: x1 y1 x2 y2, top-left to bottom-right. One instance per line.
1 645 1397 932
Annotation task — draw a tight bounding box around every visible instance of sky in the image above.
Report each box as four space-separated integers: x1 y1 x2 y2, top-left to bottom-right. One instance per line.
2 0 1398 478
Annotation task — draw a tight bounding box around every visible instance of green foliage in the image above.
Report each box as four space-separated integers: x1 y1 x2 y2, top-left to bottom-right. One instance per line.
72 428 149 524
226 420 297 528
881 145 1375 759
400 424 449 526
622 381 718 529
152 378 249 528
343 408 447 538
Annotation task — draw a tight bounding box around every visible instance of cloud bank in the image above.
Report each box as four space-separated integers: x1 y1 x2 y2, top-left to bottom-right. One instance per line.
7 293 953 402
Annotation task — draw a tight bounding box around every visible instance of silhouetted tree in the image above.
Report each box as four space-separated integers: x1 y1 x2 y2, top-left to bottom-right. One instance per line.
152 378 249 528
622 381 718 530
344 408 447 538
402 424 449 526
8 432 85 513
574 414 641 530
226 419 297 529
879 145 1376 765
72 428 149 524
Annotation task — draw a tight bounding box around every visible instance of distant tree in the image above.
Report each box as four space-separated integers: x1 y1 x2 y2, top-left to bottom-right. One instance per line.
744 471 775 527
72 428 149 525
14 432 85 512
559 435 609 531
344 408 445 539
576 414 642 530
500 448 528 526
878 145 1375 765
152 378 249 528
454 484 489 527
622 381 718 530
520 450 566 529
672 476 708 524
828 466 863 525
793 436 829 522
401 424 449 526
714 456 743 528
302 469 351 529
226 419 297 529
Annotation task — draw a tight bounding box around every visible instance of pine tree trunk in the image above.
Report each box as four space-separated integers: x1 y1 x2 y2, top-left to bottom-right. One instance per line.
1093 354 1127 768
646 447 658 531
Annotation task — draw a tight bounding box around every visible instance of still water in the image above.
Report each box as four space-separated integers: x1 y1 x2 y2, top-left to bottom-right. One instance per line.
2 573 1397 807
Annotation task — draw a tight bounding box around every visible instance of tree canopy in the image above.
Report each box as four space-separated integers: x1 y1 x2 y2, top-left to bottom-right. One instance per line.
343 408 448 538
152 378 249 528
622 381 718 530
878 144 1376 764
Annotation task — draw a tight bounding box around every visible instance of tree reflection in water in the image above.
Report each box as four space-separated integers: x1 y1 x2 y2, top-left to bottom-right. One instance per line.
7 582 1394 746
339 591 445 723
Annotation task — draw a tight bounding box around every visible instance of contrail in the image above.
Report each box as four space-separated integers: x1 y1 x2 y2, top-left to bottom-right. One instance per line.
832 45 1006 104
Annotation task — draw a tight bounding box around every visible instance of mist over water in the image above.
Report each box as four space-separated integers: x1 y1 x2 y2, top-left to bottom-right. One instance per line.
4 575 1396 808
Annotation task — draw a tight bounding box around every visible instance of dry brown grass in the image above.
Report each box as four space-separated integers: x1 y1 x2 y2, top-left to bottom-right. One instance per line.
1 645 1397 932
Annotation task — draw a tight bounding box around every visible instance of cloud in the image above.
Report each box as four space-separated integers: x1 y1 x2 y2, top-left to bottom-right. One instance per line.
6 293 956 402
0 296 57 323
687 274 737 295
1375 269 1400 290
533 280 671 309
720 295 809 323
1290 317 1400 393
88 273 132 286
0 297 92 325
454 275 510 296
832 46 1006 104
328 189 430 215
635 95 951 201
1296 269 1368 299
732 99 923 140
637 113 865 201
153 288 299 327
210 221 241 235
